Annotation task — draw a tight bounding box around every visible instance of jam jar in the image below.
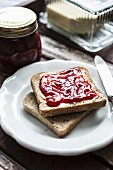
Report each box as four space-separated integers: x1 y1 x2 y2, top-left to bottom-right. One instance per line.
0 7 42 75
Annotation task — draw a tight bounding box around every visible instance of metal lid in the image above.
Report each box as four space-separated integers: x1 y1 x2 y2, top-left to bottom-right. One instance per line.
0 7 38 38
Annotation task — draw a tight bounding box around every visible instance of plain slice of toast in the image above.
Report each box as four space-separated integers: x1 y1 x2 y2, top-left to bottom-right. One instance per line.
31 67 106 117
23 92 94 137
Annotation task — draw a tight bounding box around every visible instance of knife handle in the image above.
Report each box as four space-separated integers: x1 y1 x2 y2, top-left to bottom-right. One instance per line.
108 96 113 104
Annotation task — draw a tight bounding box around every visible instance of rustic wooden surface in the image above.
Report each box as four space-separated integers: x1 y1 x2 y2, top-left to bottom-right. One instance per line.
1 1 113 170
38 21 113 65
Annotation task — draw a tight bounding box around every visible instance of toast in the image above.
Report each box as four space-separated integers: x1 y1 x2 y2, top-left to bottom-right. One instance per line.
31 67 106 117
23 92 94 137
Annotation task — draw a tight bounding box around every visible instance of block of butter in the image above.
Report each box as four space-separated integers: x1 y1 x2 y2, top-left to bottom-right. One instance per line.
47 1 101 34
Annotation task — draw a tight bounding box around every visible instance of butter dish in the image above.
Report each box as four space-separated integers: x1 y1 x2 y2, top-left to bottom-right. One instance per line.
40 0 113 52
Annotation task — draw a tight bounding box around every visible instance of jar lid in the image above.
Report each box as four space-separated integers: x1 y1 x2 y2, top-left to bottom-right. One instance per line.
0 7 38 38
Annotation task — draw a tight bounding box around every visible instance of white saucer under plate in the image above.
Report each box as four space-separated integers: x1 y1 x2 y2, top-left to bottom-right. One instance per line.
0 59 112 156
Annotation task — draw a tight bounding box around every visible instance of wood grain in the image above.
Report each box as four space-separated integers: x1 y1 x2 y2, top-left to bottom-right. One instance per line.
40 35 113 73
39 22 113 64
92 143 113 169
0 151 24 170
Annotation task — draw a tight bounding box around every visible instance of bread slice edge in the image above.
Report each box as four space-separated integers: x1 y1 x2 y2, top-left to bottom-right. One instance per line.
23 92 96 137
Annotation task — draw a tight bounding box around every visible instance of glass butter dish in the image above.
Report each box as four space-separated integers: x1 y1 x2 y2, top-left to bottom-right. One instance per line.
40 0 113 52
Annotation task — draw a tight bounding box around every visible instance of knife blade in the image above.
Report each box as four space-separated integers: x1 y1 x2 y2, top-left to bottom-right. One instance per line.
94 55 113 104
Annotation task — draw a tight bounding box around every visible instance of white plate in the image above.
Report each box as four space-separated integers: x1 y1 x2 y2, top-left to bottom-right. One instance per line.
0 59 112 156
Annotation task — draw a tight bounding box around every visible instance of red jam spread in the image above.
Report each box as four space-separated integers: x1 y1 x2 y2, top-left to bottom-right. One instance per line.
39 68 97 107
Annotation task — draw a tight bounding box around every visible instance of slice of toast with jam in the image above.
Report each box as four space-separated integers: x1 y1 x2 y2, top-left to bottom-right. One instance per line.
31 67 106 117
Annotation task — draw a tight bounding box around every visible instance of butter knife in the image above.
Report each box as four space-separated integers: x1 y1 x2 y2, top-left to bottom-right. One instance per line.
94 55 113 104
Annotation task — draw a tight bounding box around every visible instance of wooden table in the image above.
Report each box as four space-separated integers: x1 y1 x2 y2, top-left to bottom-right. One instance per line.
1 1 113 170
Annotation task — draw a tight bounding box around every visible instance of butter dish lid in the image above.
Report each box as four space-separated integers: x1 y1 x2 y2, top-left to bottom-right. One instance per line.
68 0 113 13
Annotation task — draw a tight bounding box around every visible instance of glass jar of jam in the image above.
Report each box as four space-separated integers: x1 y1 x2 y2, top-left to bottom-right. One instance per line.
0 7 42 75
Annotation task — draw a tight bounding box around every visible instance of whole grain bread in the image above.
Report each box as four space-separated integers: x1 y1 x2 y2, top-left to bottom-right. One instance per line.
31 66 106 117
23 92 94 137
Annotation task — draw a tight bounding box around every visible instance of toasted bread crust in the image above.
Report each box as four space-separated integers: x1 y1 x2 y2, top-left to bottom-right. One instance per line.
31 67 106 117
23 92 94 137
